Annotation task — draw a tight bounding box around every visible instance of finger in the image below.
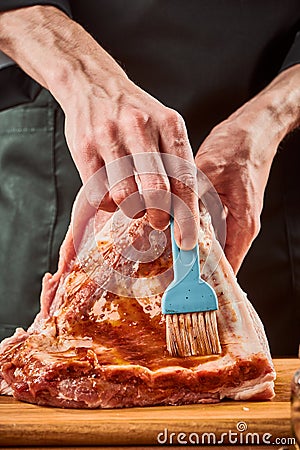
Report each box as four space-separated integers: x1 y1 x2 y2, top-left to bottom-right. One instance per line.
135 171 171 230
224 210 260 274
72 174 115 258
70 136 117 213
159 111 199 249
171 185 199 250
83 161 117 213
94 120 143 218
123 112 171 229
104 153 145 219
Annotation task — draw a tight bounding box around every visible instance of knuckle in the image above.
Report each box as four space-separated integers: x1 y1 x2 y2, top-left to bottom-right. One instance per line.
111 185 135 205
161 110 192 156
100 119 119 142
125 109 151 129
195 154 214 172
172 169 197 190
142 174 170 192
80 120 119 149
144 190 163 204
176 214 196 226
250 216 261 238
143 186 171 210
109 142 123 159
161 109 186 135
242 212 260 239
161 108 184 127
79 129 97 153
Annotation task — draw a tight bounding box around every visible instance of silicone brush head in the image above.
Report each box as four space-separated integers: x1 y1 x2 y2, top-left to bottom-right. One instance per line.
162 220 221 357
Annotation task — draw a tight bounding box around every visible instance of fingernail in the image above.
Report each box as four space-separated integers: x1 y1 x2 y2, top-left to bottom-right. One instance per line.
181 237 197 251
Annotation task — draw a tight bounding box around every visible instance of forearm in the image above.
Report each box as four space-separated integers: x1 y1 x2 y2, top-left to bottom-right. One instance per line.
260 64 300 134
0 5 128 107
231 65 300 149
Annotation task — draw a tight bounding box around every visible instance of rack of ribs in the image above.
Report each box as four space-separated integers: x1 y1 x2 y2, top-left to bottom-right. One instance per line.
0 195 275 408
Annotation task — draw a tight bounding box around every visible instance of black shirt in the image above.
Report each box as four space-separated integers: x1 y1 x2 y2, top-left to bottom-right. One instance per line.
0 0 300 148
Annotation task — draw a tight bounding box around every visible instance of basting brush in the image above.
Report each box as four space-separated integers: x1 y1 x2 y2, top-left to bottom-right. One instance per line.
162 219 222 357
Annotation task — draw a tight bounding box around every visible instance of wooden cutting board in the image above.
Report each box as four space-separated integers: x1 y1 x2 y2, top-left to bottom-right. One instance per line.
0 359 298 447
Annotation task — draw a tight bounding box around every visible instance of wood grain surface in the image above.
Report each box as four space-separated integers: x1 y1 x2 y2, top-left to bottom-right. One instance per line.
0 359 298 447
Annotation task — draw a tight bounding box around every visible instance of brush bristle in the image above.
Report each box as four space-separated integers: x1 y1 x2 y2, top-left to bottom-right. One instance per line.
166 311 221 357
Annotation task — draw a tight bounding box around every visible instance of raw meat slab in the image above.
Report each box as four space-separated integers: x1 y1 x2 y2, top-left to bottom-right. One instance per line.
0 202 275 408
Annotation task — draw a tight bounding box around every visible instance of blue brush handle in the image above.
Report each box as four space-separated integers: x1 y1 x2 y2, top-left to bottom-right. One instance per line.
162 219 218 314
170 219 200 284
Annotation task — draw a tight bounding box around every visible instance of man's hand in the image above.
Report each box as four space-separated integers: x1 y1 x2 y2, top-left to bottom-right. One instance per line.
196 65 300 273
0 5 199 250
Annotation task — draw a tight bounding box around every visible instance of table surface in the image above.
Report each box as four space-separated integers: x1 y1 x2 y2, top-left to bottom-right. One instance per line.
0 358 298 447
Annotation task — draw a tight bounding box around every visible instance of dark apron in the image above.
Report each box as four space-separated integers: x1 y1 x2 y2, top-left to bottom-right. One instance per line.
0 89 81 339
